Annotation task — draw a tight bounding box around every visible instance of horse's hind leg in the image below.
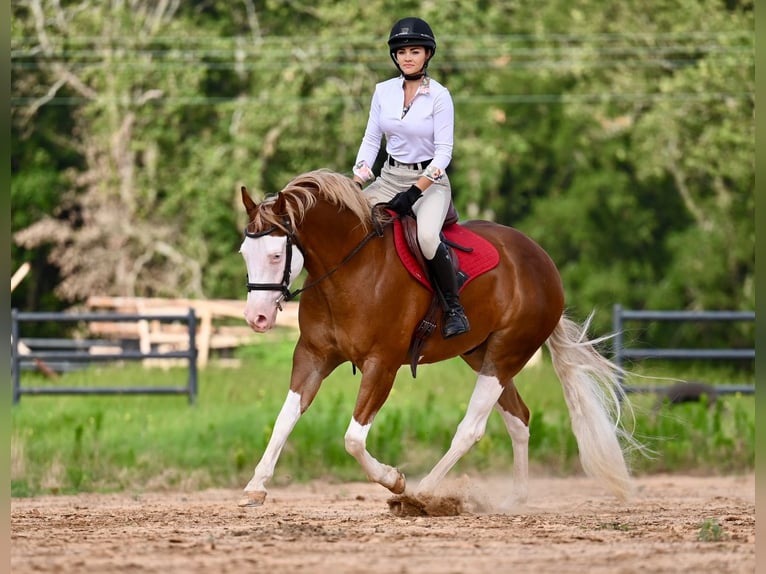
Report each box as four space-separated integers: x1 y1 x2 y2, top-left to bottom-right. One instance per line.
416 373 504 496
494 380 531 506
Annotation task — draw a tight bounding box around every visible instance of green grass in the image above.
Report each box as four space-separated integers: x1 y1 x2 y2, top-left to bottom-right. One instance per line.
697 518 728 542
10 339 754 497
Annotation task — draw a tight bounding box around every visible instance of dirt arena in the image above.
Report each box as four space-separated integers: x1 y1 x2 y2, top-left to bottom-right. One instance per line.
11 473 754 573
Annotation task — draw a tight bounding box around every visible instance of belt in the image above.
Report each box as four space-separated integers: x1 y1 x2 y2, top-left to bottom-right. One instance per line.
388 156 432 171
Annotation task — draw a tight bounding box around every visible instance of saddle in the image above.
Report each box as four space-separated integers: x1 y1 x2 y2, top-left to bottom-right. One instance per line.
401 201 462 281
388 202 500 377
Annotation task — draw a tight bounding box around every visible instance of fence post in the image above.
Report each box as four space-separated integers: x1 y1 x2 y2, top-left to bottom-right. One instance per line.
187 308 198 405
12 308 20 405
612 304 624 387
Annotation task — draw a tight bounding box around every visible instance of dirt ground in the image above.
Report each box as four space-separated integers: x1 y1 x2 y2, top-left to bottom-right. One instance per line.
11 473 754 574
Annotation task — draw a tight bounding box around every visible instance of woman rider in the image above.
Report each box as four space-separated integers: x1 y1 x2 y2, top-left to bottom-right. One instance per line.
351 17 470 339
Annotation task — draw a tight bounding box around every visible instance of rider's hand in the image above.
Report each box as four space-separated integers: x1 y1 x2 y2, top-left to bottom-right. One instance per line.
387 185 422 215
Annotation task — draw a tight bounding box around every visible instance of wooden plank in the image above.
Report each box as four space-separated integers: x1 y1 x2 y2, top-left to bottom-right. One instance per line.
11 262 31 292
85 295 299 327
81 296 300 366
14 337 60 379
88 322 142 337
197 307 213 368
12 263 60 378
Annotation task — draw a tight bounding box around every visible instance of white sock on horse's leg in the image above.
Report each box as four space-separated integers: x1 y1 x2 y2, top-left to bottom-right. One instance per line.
240 389 303 505
345 418 406 493
416 374 503 496
494 405 530 506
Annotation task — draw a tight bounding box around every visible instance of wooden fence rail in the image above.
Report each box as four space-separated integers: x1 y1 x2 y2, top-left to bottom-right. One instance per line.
84 296 299 368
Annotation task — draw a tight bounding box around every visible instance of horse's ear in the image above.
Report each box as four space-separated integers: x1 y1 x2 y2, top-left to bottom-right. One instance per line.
241 186 257 215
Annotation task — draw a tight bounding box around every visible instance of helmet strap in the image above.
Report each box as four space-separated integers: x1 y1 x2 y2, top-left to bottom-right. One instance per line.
402 70 426 81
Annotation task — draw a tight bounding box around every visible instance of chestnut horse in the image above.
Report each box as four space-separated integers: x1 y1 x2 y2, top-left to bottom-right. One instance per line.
238 169 638 508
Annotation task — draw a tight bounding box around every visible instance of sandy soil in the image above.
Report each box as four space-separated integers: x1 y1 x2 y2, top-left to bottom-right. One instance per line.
11 473 754 574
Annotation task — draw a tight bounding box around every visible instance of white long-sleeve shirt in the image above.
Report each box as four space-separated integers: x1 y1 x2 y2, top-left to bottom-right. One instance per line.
354 75 454 176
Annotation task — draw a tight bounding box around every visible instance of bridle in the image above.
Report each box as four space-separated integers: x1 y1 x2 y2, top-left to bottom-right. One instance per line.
244 217 301 308
244 211 388 309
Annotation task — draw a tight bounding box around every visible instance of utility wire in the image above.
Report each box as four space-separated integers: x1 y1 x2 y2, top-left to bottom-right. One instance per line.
10 92 751 107
10 30 753 46
11 44 753 60
10 32 753 108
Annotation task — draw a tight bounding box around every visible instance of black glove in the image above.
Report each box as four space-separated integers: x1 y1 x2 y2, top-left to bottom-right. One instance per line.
387 185 422 215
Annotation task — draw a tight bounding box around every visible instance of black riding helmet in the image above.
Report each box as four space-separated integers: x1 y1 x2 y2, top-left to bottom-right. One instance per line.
388 17 436 78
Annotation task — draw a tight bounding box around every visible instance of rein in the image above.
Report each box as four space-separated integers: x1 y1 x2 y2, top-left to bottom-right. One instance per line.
245 210 389 308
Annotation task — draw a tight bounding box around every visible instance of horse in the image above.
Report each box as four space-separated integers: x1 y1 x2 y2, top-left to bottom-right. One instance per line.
238 168 640 509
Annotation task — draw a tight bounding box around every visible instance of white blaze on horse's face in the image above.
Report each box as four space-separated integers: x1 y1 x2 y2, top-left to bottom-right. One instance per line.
240 234 304 332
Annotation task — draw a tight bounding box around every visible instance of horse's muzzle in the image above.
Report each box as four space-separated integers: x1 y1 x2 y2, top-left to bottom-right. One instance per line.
244 306 277 333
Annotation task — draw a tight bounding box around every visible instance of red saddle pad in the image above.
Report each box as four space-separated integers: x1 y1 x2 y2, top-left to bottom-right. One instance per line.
392 219 500 293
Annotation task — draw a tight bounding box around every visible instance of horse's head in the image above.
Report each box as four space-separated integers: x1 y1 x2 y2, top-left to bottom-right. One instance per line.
239 170 378 332
240 186 305 332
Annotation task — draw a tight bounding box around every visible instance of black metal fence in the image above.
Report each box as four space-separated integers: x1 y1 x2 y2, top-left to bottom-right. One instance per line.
11 309 198 404
611 305 755 394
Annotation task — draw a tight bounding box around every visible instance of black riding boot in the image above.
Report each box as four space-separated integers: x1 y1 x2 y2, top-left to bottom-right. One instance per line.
426 242 470 339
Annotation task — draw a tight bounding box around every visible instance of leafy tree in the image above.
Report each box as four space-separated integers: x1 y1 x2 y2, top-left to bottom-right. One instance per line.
508 0 754 335
14 0 223 299
11 0 753 350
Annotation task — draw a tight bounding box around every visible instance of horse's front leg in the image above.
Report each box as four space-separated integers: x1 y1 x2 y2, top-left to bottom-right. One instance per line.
343 363 406 494
239 343 333 507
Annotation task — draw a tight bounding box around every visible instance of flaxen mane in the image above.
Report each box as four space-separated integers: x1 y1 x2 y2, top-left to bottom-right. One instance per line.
250 169 374 234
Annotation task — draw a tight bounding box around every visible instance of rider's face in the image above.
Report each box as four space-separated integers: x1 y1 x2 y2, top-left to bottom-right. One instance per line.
395 46 429 74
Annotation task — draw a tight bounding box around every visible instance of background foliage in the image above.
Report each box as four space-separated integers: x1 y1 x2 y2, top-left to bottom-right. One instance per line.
11 0 754 343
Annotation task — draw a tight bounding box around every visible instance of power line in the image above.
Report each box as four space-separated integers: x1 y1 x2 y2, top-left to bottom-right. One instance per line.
11 43 752 60
9 55 753 71
11 32 752 108
10 92 752 108
10 30 753 46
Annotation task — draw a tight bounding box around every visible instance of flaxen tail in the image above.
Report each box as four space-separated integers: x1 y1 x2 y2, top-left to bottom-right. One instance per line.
546 313 641 500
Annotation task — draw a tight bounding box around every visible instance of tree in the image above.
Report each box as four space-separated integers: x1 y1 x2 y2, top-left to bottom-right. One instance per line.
507 0 754 334
13 0 216 299
11 0 753 346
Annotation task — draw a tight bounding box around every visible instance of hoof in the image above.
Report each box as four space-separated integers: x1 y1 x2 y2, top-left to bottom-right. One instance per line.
389 471 406 495
238 491 267 507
